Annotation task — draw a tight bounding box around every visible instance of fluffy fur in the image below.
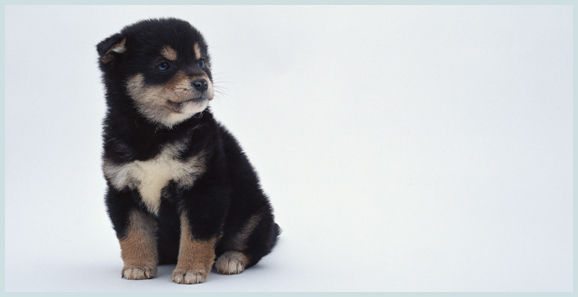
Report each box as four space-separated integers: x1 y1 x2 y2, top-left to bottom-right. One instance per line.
97 18 280 284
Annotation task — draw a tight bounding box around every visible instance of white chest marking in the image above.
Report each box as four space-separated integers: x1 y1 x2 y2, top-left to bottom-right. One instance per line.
103 143 205 215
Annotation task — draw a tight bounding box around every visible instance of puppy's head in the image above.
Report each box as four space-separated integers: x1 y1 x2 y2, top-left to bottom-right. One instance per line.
97 18 214 128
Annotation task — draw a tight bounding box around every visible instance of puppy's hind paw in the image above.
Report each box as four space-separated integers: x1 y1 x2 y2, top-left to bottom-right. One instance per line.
215 251 249 275
122 265 157 280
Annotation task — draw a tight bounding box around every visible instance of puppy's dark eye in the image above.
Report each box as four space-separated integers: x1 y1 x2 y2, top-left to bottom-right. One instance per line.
156 62 170 71
197 59 205 68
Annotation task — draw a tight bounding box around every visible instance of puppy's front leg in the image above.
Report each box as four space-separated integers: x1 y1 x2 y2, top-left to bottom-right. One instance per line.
172 213 217 284
119 210 158 280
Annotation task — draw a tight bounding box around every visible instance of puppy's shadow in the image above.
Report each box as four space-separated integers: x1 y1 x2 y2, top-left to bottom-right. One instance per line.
156 263 267 280
157 264 233 277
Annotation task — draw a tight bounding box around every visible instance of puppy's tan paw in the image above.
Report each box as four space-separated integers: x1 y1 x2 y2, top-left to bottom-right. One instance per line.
122 265 157 280
171 268 209 284
215 251 249 275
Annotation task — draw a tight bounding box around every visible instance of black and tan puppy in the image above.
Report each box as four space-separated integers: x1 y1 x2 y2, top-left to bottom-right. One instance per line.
97 18 280 284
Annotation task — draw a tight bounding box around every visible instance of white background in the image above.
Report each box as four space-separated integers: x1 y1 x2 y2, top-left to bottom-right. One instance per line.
4 5 573 292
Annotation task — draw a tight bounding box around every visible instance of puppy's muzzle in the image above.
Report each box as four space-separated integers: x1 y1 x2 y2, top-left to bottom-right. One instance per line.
192 79 208 92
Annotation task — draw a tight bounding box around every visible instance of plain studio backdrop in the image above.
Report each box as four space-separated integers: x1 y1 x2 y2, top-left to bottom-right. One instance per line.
4 5 573 292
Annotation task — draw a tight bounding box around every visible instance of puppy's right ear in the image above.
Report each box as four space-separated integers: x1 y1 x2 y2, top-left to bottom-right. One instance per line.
97 33 126 64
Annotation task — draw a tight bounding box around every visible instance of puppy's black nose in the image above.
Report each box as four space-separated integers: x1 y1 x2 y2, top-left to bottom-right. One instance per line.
192 79 208 92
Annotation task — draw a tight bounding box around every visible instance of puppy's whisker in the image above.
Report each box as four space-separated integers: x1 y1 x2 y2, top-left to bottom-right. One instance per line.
214 87 230 93
213 88 229 95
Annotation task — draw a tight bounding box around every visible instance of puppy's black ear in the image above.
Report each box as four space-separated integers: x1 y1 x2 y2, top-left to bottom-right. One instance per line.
97 33 126 64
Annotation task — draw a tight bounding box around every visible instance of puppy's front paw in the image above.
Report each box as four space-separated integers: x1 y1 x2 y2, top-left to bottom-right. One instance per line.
122 265 157 280
215 251 249 274
171 268 209 284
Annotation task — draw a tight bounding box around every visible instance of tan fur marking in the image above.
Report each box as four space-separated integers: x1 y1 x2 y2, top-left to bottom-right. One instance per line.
194 43 201 60
164 71 191 93
172 213 217 284
119 210 158 280
229 215 261 251
102 144 206 215
215 251 250 275
126 73 214 127
161 46 178 61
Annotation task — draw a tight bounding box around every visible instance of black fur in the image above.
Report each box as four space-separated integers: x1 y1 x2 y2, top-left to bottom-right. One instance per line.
98 18 279 274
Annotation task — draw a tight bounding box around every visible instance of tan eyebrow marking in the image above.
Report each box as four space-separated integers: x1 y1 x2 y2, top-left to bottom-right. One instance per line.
194 43 201 60
161 46 178 61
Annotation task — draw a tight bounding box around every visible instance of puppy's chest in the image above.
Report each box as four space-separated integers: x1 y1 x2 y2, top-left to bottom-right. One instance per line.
103 142 205 215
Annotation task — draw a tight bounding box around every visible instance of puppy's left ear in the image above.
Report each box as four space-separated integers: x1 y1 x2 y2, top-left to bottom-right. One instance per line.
97 33 126 64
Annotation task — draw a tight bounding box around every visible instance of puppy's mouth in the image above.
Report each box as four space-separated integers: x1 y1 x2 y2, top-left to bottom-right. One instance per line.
182 97 208 104
167 97 209 114
168 97 206 106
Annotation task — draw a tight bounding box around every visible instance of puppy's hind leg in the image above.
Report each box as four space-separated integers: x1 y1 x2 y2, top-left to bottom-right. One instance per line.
215 213 280 275
214 215 258 274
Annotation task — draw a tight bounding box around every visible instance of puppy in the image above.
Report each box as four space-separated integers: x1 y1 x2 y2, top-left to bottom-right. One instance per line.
96 18 280 284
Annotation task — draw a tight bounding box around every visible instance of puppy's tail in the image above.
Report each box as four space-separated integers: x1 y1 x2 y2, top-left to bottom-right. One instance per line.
270 223 282 249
